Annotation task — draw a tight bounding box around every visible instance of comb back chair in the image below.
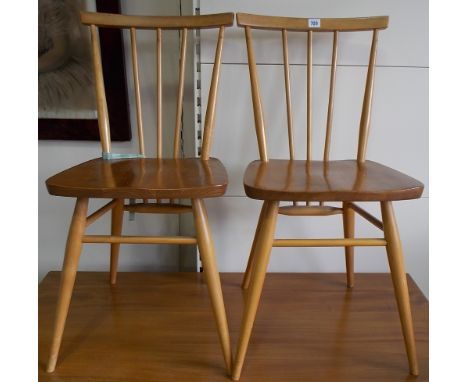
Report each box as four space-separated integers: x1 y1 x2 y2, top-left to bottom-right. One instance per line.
44 11 234 374
232 13 423 380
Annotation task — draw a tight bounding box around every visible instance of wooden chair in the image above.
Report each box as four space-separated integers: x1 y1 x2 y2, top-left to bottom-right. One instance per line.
232 13 424 380
45 11 234 374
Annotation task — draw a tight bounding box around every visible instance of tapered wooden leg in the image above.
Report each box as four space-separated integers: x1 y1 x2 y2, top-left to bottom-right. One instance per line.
192 198 232 374
110 199 124 284
342 202 355 288
232 201 279 381
381 201 419 376
47 197 89 373
241 202 267 290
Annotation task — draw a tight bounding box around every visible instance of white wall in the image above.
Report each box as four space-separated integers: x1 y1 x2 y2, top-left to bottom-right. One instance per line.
199 0 429 296
38 0 193 281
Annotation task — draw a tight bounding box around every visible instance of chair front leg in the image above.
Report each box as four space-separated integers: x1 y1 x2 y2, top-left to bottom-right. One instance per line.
232 200 279 381
47 197 89 372
381 201 419 375
342 202 355 288
192 198 232 374
110 199 124 284
241 201 268 290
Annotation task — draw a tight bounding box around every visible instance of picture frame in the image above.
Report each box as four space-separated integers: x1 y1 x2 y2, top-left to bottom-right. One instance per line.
38 0 131 141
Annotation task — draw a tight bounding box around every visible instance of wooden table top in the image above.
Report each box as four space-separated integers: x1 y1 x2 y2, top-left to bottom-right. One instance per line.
39 272 428 381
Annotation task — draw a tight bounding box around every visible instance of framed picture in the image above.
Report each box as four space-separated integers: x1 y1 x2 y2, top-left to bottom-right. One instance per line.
38 0 131 141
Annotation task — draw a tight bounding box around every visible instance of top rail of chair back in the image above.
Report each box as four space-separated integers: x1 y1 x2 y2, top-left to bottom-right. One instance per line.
81 12 234 30
236 13 388 32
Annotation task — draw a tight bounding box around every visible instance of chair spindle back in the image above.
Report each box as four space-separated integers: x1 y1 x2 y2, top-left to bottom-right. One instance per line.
81 12 234 160
237 13 388 163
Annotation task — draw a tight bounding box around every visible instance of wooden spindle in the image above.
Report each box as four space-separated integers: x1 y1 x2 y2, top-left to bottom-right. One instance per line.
173 28 188 158
156 28 162 157
306 31 313 206
245 26 268 162
90 25 111 154
323 31 339 162
357 29 379 163
306 30 313 162
201 27 225 160
282 29 295 160
130 27 145 156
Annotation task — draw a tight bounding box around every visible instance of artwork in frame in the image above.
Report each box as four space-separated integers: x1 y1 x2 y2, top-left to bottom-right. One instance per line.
38 0 131 141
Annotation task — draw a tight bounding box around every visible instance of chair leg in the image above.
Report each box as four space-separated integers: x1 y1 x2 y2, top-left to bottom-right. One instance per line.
110 199 124 285
342 202 355 288
232 201 279 381
46 197 89 372
241 202 267 290
192 198 232 374
381 201 419 376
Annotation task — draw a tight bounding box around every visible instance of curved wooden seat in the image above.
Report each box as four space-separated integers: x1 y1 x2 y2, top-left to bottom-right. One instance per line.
46 158 228 199
244 160 423 202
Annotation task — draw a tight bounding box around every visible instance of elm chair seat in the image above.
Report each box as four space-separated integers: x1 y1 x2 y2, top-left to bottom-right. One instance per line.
243 159 423 202
47 158 228 199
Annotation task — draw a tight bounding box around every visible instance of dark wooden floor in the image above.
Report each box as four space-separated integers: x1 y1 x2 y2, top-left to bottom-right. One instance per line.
39 272 428 381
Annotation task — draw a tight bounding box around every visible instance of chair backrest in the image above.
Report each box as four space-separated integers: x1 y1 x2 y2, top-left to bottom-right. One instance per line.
236 13 388 163
81 12 234 160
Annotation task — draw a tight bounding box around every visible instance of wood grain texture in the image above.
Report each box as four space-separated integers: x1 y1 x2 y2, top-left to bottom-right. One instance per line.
81 12 234 29
244 160 424 202
46 158 228 199
236 13 389 32
39 272 428 381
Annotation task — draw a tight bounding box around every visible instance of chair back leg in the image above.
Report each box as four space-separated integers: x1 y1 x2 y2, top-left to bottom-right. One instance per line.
342 202 355 288
110 199 124 284
47 197 89 372
241 202 268 290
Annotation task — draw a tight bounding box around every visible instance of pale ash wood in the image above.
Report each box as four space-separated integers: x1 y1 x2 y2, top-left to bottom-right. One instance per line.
124 202 192 214
236 13 389 32
357 29 378 163
201 27 225 160
241 202 268 290
381 201 419 375
342 202 355 288
192 199 232 373
81 12 234 30
349 202 384 230
281 29 295 160
82 235 197 245
173 28 188 158
233 201 279 381
130 27 145 156
245 26 268 162
90 26 110 154
307 30 313 162
272 238 386 247
110 199 124 285
278 205 342 216
46 198 89 373
156 28 162 157
85 199 118 227
323 31 338 161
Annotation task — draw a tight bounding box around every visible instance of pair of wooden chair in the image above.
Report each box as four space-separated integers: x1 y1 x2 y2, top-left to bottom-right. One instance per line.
44 11 423 380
